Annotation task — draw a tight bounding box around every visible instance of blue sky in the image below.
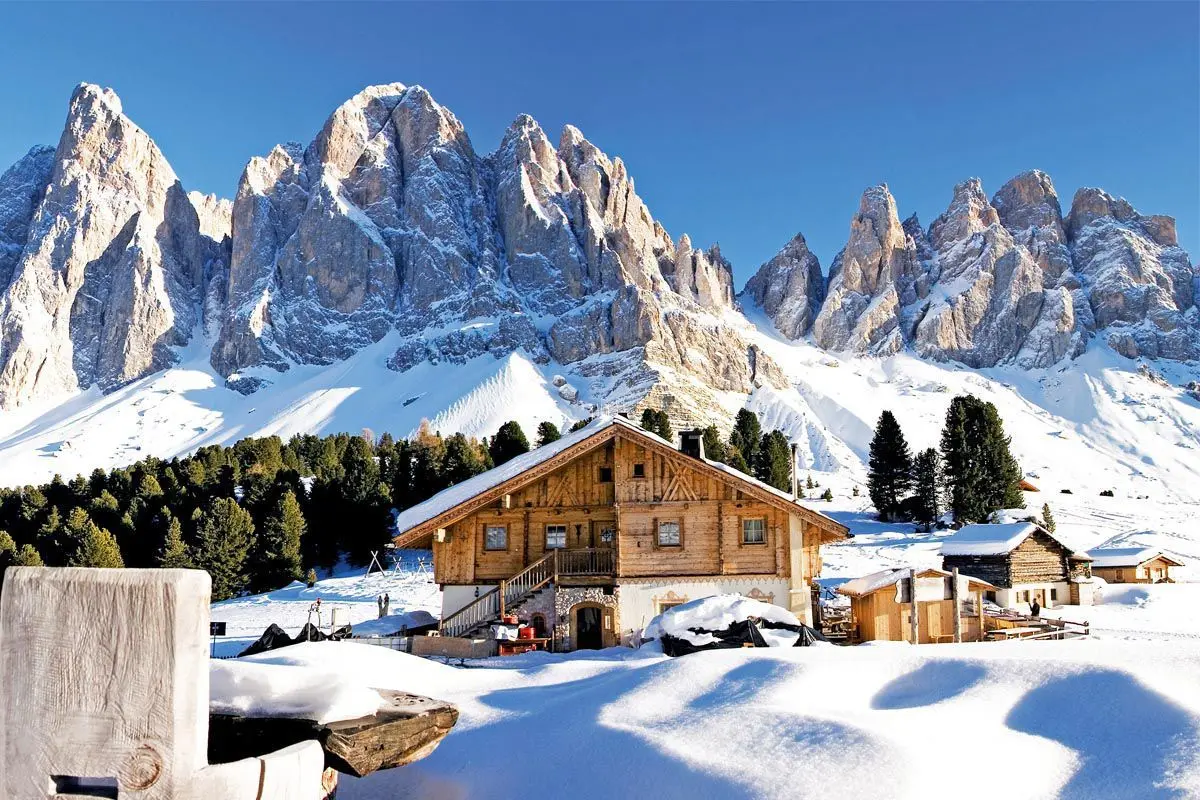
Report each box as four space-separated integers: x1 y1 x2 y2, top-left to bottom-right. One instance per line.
1 2 1196 285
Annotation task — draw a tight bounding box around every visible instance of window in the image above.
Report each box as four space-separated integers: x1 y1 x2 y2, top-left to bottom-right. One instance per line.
657 520 681 547
656 599 686 614
742 517 766 545
545 524 567 550
484 525 508 551
599 526 615 544
1050 588 1058 602
632 463 646 478
598 466 613 483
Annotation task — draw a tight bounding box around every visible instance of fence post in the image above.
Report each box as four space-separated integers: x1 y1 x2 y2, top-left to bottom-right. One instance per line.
499 580 506 618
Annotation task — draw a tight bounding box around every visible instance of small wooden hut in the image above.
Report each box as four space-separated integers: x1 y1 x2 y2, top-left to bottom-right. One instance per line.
1088 547 1184 584
939 522 1094 611
836 567 994 644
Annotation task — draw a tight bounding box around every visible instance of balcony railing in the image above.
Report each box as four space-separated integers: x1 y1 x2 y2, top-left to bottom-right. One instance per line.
557 547 614 576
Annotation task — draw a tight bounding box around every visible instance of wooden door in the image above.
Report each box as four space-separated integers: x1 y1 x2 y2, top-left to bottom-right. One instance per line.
924 602 941 643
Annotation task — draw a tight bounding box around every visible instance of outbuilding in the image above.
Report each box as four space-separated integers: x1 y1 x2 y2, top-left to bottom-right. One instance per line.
836 567 995 644
939 522 1094 612
1088 547 1184 584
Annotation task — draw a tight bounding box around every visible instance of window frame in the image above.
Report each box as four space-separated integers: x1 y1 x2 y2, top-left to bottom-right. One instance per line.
632 462 646 479
483 524 508 552
656 518 682 548
545 523 567 550
741 516 767 546
598 466 613 483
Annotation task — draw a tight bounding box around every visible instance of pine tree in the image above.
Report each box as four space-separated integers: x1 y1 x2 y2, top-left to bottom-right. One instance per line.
66 508 124 568
442 433 487 485
1040 502 1056 533
193 498 255 601
754 430 793 492
568 418 592 433
806 475 815 490
639 409 673 442
0 531 15 586
489 421 531 466
701 425 727 463
252 490 305 590
536 421 562 447
730 409 762 469
14 544 43 567
940 395 1025 523
867 411 913 521
158 514 192 569
821 488 834 501
305 567 318 588
911 448 942 530
726 447 751 475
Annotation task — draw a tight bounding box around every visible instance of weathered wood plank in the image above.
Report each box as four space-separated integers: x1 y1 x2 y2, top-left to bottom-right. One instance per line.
209 690 459 779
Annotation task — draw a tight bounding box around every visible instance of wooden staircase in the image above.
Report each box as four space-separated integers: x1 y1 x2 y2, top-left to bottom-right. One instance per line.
439 549 613 639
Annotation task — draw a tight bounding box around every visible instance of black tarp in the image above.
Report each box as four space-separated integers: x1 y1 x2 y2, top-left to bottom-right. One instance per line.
236 622 353 657
659 617 828 657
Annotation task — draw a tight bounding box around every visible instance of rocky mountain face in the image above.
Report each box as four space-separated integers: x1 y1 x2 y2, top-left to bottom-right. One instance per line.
748 171 1198 368
0 83 783 422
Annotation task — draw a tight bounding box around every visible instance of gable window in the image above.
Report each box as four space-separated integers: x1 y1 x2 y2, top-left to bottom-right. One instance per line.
598 466 613 483
484 525 508 551
632 463 646 479
545 524 567 550
657 520 681 547
742 517 766 545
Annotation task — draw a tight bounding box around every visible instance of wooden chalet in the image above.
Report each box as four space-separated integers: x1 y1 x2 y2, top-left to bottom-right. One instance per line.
1088 547 1184 584
939 522 1095 611
391 416 849 651
836 567 994 644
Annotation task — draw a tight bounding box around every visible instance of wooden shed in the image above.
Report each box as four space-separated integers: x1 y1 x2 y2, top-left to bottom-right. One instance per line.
939 522 1093 611
836 567 994 644
1088 547 1184 584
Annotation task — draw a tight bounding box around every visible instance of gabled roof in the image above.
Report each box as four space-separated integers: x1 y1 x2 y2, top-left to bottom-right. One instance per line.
392 415 849 548
1087 547 1184 569
939 522 1089 559
837 566 995 598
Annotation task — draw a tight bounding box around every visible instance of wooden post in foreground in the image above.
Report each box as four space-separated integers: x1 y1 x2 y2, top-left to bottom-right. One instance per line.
951 567 962 643
908 573 920 644
0 568 326 799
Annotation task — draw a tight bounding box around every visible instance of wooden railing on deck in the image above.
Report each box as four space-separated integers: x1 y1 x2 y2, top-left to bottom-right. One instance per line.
438 548 615 638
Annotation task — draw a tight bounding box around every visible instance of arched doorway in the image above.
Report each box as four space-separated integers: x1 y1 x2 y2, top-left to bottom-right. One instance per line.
571 603 612 650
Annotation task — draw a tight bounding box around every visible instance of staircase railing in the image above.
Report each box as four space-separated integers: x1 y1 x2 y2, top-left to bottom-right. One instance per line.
439 551 557 638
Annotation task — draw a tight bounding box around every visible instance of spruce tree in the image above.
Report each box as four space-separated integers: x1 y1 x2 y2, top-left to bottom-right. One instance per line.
729 410 762 470
14 544 43 567
0 531 15 586
536 421 562 447
940 395 1025 523
701 425 727 463
911 448 942 530
159 514 192 569
726 448 751 475
754 430 794 492
442 433 487 485
252 490 305 590
66 508 124 568
489 421 531 466
193 498 255 601
1040 503 1056 534
867 410 913 521
568 418 593 432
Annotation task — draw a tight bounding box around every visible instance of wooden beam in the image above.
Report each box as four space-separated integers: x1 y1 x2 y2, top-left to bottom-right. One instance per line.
909 574 919 645
951 567 962 643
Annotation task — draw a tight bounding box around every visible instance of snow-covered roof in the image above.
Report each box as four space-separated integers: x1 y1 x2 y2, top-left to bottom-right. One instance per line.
939 522 1088 558
1087 547 1183 568
393 414 847 542
837 566 995 597
939 522 1038 556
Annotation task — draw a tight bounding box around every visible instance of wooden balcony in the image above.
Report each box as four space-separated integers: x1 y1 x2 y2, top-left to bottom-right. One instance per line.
556 548 615 579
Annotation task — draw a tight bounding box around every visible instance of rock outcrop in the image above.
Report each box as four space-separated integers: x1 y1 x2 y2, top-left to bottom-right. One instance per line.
749 169 1195 369
0 85 226 409
810 185 928 354
740 233 824 339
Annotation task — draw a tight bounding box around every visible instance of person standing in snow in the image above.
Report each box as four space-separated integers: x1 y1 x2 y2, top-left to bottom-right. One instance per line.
1030 598 1041 617
377 594 384 618
383 592 391 617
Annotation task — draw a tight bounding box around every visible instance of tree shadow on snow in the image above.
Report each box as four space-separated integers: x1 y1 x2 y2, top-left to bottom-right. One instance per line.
342 657 758 800
871 661 989 710
1005 669 1199 799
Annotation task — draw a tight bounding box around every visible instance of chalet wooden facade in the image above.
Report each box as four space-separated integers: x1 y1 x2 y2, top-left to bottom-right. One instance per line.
939 522 1094 611
837 567 995 644
1088 548 1184 584
392 416 849 650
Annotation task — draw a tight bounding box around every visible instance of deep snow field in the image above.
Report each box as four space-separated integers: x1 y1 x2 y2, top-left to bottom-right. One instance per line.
227 637 1200 800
